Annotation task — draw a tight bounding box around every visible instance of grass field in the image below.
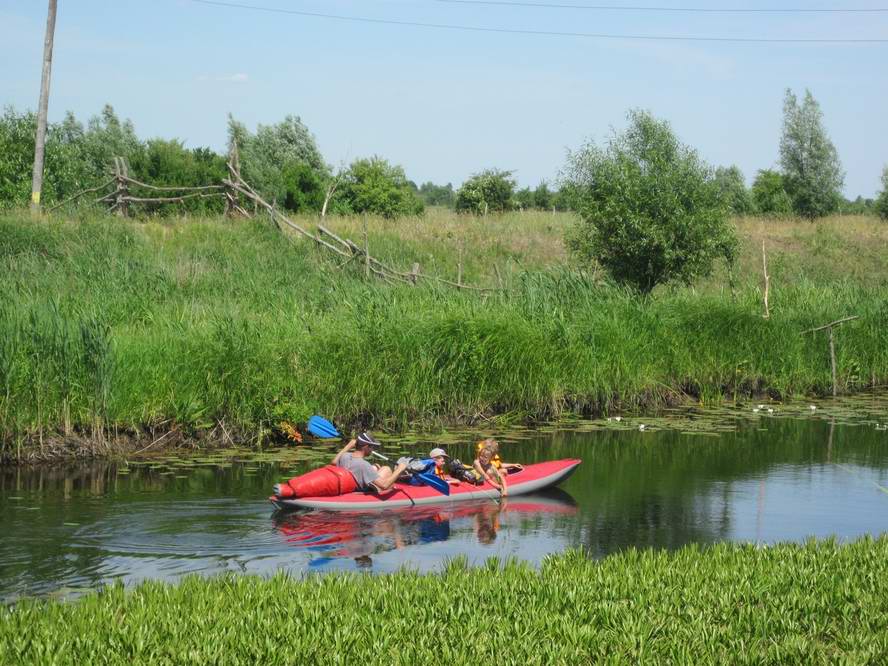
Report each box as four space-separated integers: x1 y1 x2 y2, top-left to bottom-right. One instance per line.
2 538 886 664
1 209 887 459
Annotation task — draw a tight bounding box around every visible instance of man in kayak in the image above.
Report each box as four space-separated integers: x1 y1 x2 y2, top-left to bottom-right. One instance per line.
332 431 409 493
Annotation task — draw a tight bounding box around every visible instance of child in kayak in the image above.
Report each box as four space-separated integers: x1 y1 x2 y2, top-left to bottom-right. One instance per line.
473 439 523 496
429 447 461 486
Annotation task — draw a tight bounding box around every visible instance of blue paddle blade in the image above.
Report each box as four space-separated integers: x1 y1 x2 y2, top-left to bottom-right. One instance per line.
417 472 450 496
307 415 340 439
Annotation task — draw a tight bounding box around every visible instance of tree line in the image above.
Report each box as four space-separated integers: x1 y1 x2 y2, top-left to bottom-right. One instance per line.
1 88 886 226
0 105 570 217
712 89 887 220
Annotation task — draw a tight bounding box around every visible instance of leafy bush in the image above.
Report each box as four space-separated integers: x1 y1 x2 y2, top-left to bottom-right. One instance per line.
333 157 424 218
779 89 844 219
455 169 515 214
751 169 793 216
140 139 227 214
280 161 326 213
564 109 735 294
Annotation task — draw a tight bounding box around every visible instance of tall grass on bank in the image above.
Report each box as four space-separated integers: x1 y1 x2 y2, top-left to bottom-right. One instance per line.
2 538 887 664
2 212 888 456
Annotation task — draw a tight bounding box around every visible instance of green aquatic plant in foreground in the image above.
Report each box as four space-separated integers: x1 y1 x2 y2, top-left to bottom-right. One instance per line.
1 213 888 457
2 539 887 664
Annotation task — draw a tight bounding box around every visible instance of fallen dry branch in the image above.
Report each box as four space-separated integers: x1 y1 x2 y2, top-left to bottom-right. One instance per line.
46 179 116 213
118 192 227 205
121 176 225 193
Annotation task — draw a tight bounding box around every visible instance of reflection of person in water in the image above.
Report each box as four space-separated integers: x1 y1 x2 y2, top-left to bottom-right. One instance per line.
274 507 454 567
474 500 507 545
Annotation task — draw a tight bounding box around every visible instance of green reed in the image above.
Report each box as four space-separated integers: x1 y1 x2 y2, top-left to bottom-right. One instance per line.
1 211 887 456
2 538 886 664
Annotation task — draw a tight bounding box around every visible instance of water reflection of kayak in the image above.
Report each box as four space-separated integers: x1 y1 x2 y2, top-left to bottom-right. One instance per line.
269 459 581 511
272 490 579 561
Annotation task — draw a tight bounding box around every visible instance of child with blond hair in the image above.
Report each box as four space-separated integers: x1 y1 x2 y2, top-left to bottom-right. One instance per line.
472 438 523 496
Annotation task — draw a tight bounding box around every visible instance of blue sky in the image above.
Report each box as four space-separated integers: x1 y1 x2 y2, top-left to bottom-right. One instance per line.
2 0 887 196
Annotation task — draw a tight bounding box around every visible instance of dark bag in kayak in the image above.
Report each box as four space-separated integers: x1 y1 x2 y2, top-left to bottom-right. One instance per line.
448 458 483 485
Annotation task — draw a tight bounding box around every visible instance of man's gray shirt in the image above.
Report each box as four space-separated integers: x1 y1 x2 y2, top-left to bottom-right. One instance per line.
337 453 379 490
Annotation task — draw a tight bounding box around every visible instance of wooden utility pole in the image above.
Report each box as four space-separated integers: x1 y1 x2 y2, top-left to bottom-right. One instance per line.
30 0 59 213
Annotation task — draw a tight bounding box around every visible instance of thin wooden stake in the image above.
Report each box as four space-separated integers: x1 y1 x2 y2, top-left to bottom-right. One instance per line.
410 262 420 285
363 217 370 279
800 315 859 397
113 158 129 217
761 239 770 319
829 327 837 397
494 263 504 290
457 245 463 288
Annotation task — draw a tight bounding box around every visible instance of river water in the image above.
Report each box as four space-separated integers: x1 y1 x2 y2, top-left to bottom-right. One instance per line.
2 403 887 602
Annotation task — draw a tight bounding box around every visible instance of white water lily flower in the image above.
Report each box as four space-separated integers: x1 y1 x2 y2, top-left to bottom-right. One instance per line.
767 408 775 414
638 424 646 431
614 416 622 422
809 405 817 410
752 408 760 413
757 404 765 409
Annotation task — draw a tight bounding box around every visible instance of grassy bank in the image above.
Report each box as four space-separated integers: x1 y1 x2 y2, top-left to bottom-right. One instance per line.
2 538 887 664
1 211 887 460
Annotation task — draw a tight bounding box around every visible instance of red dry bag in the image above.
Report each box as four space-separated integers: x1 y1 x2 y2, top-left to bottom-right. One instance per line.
273 465 358 499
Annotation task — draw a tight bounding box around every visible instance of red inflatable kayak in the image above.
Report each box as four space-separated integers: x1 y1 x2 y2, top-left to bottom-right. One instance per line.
269 458 581 511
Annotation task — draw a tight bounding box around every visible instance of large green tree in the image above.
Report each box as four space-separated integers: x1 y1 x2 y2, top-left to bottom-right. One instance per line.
227 114 326 205
564 109 735 294
779 89 844 219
